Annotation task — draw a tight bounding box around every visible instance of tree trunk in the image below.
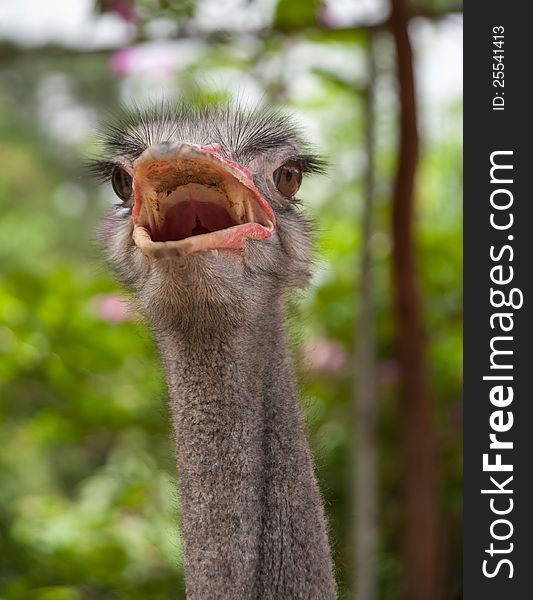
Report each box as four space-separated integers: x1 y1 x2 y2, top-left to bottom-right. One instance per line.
388 1 440 599
352 30 379 600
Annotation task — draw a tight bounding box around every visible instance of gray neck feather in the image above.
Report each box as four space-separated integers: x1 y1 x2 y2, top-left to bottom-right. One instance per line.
156 293 337 600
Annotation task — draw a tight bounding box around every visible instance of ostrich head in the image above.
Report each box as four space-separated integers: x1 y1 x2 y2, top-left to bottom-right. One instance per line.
91 103 324 330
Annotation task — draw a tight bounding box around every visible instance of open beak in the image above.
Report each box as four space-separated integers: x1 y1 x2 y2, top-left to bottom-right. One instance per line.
131 143 275 258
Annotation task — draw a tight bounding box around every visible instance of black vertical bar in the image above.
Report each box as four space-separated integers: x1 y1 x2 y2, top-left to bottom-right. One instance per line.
465 3 531 597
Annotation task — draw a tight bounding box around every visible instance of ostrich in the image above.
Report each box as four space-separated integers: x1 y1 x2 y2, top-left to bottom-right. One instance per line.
91 103 337 600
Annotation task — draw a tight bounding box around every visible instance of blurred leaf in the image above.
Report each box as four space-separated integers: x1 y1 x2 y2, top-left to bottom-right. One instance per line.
274 0 321 30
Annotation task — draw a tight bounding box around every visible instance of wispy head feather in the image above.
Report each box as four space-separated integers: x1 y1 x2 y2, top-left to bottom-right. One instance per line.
89 100 325 169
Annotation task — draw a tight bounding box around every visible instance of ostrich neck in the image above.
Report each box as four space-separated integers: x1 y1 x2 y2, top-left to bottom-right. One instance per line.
156 295 337 600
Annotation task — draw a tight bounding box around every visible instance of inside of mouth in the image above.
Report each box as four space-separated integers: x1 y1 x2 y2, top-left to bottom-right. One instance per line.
149 198 239 242
135 169 268 243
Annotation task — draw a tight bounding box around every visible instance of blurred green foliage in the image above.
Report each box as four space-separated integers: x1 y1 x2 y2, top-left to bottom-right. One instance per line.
0 1 462 598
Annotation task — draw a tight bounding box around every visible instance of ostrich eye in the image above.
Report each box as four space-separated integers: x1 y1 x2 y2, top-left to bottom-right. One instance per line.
111 166 133 202
273 161 302 198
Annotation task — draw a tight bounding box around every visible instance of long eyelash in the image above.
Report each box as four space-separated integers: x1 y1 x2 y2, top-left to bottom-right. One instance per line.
84 158 118 182
289 154 328 175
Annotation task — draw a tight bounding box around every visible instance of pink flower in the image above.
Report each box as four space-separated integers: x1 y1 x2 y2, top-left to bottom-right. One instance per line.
304 337 347 373
109 47 135 76
92 294 132 323
109 45 180 78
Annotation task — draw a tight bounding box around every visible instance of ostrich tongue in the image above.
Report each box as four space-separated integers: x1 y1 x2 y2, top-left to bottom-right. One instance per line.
131 143 275 258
